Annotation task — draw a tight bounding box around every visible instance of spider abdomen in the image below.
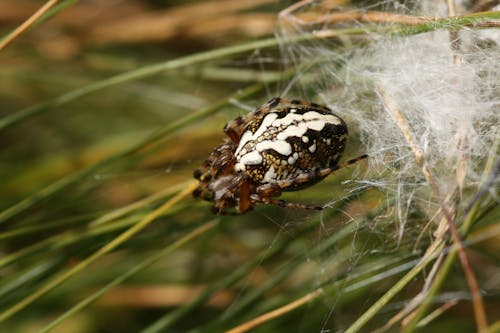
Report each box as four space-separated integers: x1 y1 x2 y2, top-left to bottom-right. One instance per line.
193 97 366 213
234 100 348 188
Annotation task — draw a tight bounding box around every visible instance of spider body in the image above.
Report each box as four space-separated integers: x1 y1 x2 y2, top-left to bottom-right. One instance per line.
193 97 366 214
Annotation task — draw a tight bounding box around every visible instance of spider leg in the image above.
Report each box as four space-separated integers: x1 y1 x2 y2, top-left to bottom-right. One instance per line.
337 154 369 169
238 181 252 213
211 206 242 215
256 182 282 197
249 194 322 210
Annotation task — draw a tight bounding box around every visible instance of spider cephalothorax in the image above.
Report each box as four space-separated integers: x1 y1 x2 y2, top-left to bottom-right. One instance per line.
193 97 366 214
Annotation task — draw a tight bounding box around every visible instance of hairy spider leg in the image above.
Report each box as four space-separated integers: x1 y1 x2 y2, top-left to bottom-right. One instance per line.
211 205 242 215
238 181 252 213
210 192 253 215
332 154 368 171
256 154 368 196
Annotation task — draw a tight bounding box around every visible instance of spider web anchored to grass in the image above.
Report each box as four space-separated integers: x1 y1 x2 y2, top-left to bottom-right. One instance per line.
273 1 499 332
0 1 498 333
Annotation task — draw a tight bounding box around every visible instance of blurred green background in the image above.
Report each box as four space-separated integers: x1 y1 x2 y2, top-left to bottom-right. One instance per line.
0 1 498 332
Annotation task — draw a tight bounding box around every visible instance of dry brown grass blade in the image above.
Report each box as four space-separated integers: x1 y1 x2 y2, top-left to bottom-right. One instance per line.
1 0 277 58
86 0 275 45
292 11 432 26
279 0 433 26
225 288 323 333
415 300 459 328
98 285 234 309
0 0 59 51
384 254 446 332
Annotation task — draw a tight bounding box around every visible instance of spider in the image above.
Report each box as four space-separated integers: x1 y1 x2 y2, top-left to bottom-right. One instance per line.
193 97 367 214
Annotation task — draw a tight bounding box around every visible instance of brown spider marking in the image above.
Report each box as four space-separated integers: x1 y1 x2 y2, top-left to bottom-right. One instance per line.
193 97 367 214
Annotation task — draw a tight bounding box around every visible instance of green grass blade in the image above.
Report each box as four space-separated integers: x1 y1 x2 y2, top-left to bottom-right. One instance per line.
39 220 219 333
0 182 196 323
0 84 264 225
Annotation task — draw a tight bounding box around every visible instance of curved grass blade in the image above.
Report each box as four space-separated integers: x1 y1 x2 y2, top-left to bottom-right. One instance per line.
0 181 197 323
39 219 219 333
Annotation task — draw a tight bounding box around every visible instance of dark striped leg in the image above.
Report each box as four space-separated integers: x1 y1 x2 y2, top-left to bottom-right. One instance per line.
257 154 368 194
336 154 368 169
249 194 322 211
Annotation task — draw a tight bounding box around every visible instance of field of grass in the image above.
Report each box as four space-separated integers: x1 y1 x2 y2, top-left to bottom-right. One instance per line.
0 1 498 332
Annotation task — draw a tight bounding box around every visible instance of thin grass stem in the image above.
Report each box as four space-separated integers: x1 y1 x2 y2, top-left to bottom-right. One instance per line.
39 219 219 333
0 84 264 225
344 242 443 333
225 288 324 333
0 181 197 322
0 0 59 51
